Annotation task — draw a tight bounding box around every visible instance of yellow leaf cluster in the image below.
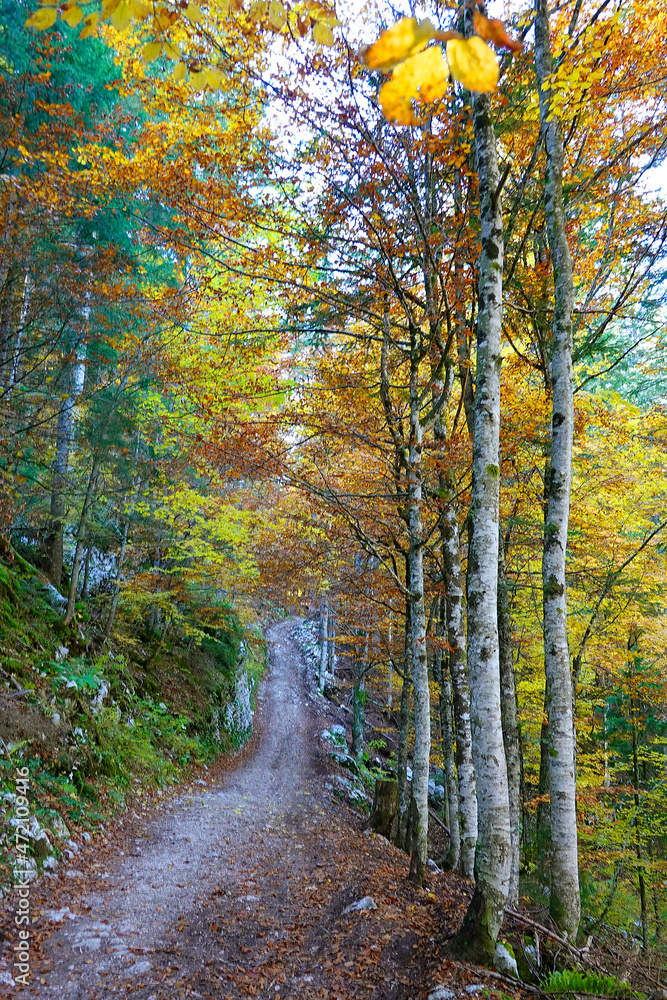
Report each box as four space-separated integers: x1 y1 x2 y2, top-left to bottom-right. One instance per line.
362 17 436 72
446 36 499 93
379 47 449 126
362 16 503 125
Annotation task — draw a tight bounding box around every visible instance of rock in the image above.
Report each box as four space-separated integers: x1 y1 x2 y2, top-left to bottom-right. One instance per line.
50 813 70 839
465 986 485 995
30 819 53 862
494 942 519 979
123 960 151 977
42 583 67 610
0 971 15 987
428 989 455 1000
341 896 377 916
13 857 37 881
329 749 360 774
43 856 58 871
54 645 69 661
65 868 84 877
431 784 445 801
44 907 77 922
81 831 91 843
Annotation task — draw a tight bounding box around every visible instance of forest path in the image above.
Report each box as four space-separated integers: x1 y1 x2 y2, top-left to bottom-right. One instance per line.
33 619 334 998
18 620 480 1000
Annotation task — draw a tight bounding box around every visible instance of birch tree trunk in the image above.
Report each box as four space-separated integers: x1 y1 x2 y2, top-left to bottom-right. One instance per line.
443 506 477 879
319 601 329 692
48 387 75 588
408 329 430 887
64 455 101 625
396 597 412 851
498 527 521 905
434 599 460 871
450 74 511 962
535 0 581 938
328 614 336 678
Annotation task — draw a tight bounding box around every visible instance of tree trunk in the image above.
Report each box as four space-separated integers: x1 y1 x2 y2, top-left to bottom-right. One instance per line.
535 0 580 939
435 601 460 871
351 650 365 757
498 526 521 905
370 778 399 841
444 505 477 879
81 545 91 601
319 600 329 692
64 455 101 626
328 613 336 678
48 388 75 588
408 329 430 887
449 64 511 962
396 601 412 852
103 518 130 639
536 702 551 872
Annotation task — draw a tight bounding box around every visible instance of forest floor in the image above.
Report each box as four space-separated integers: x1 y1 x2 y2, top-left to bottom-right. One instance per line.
0 620 526 1000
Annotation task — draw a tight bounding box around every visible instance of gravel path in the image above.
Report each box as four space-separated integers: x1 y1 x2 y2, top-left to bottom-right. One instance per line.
32 619 329 997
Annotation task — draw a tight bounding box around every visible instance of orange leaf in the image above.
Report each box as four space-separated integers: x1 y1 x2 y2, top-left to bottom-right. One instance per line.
473 10 523 52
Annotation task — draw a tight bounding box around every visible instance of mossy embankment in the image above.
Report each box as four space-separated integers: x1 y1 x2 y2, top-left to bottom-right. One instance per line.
0 551 266 894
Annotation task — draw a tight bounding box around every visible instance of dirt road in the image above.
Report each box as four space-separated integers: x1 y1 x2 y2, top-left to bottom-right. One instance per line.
5 619 481 1000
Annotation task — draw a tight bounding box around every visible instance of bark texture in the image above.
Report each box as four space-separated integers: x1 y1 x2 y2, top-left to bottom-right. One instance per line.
450 78 511 962
443 506 477 878
434 600 460 871
498 528 521 905
64 455 101 625
534 0 581 938
408 337 430 886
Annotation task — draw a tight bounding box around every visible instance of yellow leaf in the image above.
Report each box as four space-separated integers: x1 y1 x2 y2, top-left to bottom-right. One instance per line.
143 40 162 62
446 36 498 93
110 0 133 31
204 67 225 87
268 0 286 29
362 17 435 73
210 0 229 11
25 7 57 29
184 2 203 23
61 5 84 27
248 0 267 20
312 21 334 45
189 70 207 89
378 46 449 125
128 0 151 19
173 61 187 81
79 11 99 37
163 41 181 60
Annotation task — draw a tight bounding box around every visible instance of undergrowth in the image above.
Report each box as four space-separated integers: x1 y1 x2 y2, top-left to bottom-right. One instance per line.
0 552 266 893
